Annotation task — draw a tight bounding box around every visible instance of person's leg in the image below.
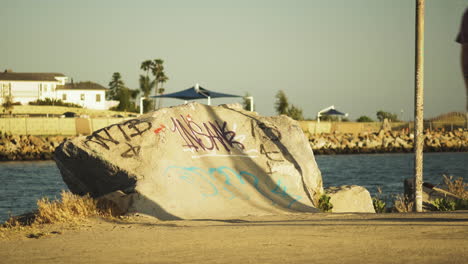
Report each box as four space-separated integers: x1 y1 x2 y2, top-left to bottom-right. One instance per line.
462 44 468 111
461 44 468 128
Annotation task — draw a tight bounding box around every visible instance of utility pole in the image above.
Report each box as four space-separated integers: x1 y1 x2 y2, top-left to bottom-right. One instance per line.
414 0 425 212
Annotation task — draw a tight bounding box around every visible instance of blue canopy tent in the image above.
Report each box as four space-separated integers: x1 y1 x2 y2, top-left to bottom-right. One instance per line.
317 105 348 122
321 109 346 116
149 84 253 110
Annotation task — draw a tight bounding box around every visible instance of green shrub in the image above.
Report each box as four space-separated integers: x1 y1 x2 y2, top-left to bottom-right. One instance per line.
318 194 333 212
29 98 82 108
372 197 386 213
372 187 386 213
431 198 456 211
356 116 374 122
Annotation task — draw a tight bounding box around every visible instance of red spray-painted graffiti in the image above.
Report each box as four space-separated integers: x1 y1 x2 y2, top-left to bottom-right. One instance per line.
154 124 166 134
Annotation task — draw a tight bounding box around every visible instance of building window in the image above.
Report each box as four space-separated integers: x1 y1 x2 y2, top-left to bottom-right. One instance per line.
1 83 10 96
96 94 101 102
43 84 48 92
62 94 67 101
80 94 85 100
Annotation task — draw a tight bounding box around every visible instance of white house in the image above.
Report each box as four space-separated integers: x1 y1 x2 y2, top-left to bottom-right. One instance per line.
0 70 113 110
56 81 111 110
0 71 67 105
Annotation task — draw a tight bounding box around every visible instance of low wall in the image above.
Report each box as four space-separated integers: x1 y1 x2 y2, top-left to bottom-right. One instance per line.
0 117 125 136
1 118 466 137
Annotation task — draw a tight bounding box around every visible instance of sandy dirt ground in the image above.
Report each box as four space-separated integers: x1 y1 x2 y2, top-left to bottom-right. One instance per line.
1 211 468 264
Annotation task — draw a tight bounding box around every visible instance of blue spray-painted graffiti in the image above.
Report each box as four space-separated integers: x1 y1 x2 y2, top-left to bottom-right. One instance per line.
164 166 302 208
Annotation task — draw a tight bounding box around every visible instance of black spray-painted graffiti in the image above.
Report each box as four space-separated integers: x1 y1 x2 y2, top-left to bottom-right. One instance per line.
251 120 282 142
250 120 285 164
165 165 302 208
85 119 152 158
170 115 245 152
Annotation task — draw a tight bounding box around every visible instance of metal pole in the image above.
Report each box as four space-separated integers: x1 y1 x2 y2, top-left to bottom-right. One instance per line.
247 96 254 111
414 0 425 212
139 97 146 115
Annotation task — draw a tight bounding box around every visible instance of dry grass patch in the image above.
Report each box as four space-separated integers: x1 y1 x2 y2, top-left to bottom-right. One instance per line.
34 190 113 224
393 194 414 213
443 175 467 200
1 191 119 238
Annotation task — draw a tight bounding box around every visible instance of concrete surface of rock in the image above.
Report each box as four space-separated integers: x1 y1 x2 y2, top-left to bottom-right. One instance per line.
54 103 323 219
325 185 375 213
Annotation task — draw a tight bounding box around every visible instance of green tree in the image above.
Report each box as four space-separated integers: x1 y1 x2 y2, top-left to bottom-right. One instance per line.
275 90 289 115
140 60 153 76
287 104 304 120
274 90 304 120
356 115 374 122
113 87 140 112
376 110 399 122
108 72 139 112
107 72 125 100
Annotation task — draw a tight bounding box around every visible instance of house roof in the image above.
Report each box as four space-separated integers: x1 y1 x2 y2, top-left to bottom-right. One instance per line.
56 81 108 91
0 72 66 82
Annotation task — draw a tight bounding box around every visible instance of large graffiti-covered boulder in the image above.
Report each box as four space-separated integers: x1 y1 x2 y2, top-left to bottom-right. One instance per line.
54 103 323 219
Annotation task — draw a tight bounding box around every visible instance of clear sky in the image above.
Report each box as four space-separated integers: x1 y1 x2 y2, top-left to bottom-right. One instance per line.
2 0 467 120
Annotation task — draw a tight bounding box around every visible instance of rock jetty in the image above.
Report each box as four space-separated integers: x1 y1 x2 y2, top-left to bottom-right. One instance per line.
309 129 468 155
0 134 71 161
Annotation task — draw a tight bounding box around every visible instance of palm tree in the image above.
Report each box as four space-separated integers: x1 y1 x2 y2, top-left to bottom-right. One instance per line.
140 60 153 77
151 59 169 109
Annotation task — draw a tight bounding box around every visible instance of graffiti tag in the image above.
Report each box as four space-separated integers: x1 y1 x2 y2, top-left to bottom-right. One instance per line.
170 115 245 152
84 119 152 158
164 165 301 208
